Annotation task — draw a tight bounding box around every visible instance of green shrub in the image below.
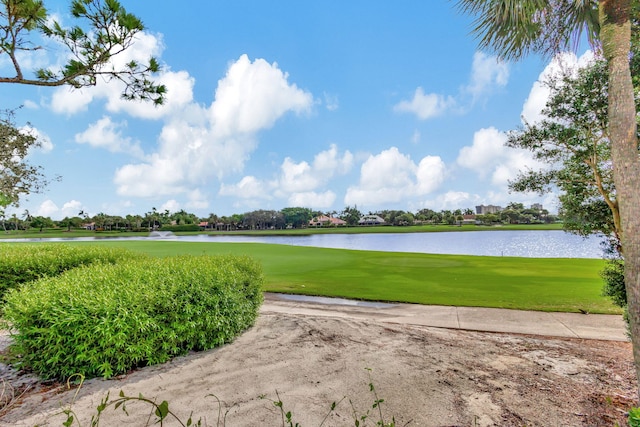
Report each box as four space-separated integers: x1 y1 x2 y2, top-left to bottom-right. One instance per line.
602 257 626 308
629 407 640 427
161 224 202 232
0 244 139 300
3 255 264 380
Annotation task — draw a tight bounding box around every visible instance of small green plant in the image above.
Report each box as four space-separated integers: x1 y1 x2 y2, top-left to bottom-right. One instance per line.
53 368 402 426
261 368 401 427
54 375 232 427
350 368 397 427
629 406 640 427
261 390 344 427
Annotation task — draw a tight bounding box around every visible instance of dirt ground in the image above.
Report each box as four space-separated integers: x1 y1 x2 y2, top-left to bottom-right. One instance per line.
0 312 636 427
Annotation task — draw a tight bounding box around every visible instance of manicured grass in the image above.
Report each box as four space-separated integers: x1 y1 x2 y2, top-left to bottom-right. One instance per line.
60 240 617 314
0 229 150 239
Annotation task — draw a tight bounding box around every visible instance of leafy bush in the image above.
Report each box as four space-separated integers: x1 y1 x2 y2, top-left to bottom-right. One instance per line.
602 257 626 308
161 224 202 232
0 244 139 300
3 255 263 380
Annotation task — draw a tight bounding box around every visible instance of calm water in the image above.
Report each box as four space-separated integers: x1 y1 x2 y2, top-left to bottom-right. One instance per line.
200 230 604 258
0 230 604 258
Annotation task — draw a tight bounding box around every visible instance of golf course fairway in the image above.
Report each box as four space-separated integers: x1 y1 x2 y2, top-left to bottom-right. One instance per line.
57 240 619 314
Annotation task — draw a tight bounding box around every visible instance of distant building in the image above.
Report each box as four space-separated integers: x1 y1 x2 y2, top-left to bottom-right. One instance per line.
358 215 385 225
461 214 477 225
475 205 502 215
309 215 347 227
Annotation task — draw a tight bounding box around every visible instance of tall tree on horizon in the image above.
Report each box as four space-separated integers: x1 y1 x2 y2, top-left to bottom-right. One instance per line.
457 0 640 398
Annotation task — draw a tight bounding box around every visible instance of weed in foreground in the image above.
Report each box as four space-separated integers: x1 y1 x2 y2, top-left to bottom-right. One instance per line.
46 369 408 427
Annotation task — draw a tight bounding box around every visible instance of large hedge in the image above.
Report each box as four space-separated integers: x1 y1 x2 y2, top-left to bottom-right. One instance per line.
0 244 140 300
3 255 264 380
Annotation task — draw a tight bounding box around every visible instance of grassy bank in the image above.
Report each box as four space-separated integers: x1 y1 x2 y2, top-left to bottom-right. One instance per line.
0 223 563 239
202 223 564 235
56 240 616 314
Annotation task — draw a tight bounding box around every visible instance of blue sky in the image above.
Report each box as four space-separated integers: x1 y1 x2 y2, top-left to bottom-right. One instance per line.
1 1 592 220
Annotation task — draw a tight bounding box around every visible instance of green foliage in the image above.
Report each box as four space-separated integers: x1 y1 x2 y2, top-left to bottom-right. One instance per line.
281 207 313 228
0 243 138 300
378 210 415 226
64 388 216 427
506 58 626 241
602 257 626 308
242 209 285 230
352 368 396 427
2 254 263 380
161 224 201 232
456 0 599 61
1 0 166 104
629 406 640 427
340 206 362 226
0 108 54 206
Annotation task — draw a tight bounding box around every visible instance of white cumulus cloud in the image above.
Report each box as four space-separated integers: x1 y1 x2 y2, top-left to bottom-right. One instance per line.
160 199 180 213
464 51 509 100
394 52 509 120
457 127 544 187
75 116 145 158
278 144 353 194
221 144 352 209
521 51 595 124
393 87 456 120
323 92 339 111
420 191 480 211
114 54 314 198
34 199 84 220
210 55 313 137
345 147 445 207
288 191 336 208
34 200 59 218
219 176 273 200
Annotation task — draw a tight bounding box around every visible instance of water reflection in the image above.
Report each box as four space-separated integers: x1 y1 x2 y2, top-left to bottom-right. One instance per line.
203 230 603 258
0 230 604 258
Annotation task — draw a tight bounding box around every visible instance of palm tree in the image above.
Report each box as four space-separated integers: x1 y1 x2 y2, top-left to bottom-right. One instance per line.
457 0 640 397
22 209 31 232
10 213 18 231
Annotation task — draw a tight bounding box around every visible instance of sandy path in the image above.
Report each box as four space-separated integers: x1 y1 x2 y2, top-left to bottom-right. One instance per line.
0 312 635 427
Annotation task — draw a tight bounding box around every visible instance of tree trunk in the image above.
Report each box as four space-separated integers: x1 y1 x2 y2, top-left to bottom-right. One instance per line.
600 0 640 401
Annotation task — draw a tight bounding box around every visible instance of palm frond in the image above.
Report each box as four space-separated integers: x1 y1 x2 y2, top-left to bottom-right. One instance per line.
456 0 599 60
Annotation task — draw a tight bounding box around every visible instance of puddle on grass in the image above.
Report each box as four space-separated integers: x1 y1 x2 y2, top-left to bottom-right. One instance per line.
273 293 395 309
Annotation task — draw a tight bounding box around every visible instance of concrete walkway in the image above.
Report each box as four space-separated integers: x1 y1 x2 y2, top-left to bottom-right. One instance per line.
262 293 628 341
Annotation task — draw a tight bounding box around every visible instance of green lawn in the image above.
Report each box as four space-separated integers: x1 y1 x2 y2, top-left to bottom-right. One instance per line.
62 240 617 314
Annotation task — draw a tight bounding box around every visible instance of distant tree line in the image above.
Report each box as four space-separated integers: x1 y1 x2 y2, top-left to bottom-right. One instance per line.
0 203 559 233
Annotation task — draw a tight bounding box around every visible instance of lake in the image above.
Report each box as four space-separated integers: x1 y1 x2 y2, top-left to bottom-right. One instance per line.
2 229 603 258
198 230 604 258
